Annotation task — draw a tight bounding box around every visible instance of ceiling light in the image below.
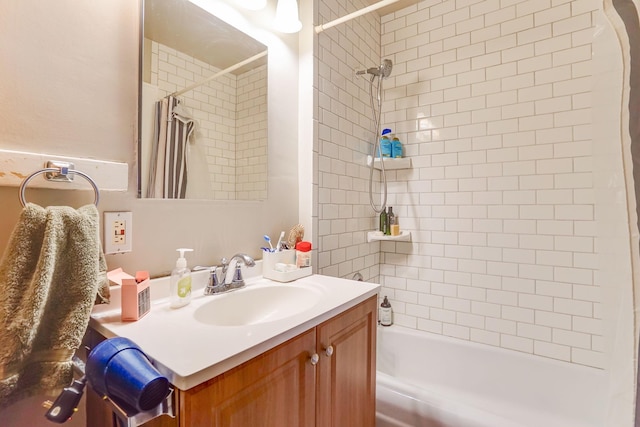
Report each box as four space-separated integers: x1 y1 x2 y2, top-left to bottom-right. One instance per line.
241 0 267 10
274 0 302 33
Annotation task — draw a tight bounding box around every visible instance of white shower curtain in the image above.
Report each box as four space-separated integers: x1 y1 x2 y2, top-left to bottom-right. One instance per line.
598 1 640 425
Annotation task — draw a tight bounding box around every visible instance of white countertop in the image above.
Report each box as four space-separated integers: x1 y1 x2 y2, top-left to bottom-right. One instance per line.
89 270 380 390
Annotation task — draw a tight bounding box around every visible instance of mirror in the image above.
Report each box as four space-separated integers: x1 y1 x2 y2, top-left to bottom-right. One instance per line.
139 0 268 200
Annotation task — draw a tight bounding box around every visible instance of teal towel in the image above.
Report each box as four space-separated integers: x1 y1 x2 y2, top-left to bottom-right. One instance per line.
0 203 109 408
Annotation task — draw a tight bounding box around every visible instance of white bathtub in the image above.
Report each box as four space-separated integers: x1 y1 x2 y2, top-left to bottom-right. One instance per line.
376 325 607 427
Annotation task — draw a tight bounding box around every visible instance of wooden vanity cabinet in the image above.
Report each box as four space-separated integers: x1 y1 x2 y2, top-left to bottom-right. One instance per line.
316 295 377 427
179 328 317 427
87 296 377 426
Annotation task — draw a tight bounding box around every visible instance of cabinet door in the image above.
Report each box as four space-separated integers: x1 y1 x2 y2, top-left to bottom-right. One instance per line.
85 386 118 427
180 328 316 427
316 296 377 427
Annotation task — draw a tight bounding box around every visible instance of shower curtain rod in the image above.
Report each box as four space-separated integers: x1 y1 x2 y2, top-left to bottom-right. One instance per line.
315 0 400 33
170 50 267 98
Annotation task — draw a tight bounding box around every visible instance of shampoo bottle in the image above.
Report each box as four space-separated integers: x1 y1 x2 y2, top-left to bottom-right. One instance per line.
385 207 395 236
379 207 387 234
379 296 393 326
170 248 193 308
379 136 392 158
392 136 403 158
378 128 392 158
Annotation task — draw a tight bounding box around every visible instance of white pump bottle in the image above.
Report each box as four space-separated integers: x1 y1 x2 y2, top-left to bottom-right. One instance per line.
170 248 193 308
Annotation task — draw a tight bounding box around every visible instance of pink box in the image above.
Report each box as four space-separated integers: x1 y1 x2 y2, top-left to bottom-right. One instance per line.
121 271 151 321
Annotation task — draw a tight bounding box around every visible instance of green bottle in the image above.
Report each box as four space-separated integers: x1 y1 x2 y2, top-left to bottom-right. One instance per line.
379 208 387 234
385 207 394 235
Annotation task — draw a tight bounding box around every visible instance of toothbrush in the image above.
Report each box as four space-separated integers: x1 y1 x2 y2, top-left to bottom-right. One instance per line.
275 231 285 252
264 235 273 251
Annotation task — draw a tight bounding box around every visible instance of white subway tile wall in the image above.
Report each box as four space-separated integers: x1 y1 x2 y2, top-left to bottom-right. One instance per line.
150 40 267 200
316 0 602 368
236 67 268 200
380 0 601 368
316 0 383 281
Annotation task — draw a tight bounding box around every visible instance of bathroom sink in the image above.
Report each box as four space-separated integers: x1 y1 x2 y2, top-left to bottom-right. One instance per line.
193 284 321 326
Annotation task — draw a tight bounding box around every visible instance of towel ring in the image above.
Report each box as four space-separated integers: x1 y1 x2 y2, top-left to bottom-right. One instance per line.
19 164 100 207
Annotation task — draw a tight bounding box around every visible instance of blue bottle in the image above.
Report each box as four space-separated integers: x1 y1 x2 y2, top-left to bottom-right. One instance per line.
392 136 403 158
377 128 393 158
380 136 392 158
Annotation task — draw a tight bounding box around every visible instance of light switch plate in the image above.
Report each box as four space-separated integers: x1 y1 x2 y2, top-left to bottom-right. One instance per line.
104 211 133 254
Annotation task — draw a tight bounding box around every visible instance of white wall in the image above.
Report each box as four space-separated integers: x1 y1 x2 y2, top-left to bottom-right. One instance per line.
0 0 299 276
312 0 638 420
236 64 269 200
378 0 603 367
313 0 621 370
314 0 384 282
0 0 300 425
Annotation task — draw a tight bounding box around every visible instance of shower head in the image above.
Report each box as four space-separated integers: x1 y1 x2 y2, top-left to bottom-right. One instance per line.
379 59 392 78
355 59 393 78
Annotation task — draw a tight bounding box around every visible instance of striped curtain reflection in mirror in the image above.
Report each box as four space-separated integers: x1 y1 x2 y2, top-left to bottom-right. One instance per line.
147 96 195 198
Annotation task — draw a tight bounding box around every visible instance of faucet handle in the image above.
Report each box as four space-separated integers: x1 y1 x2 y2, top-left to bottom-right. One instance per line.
231 263 245 288
226 254 255 290
194 265 224 295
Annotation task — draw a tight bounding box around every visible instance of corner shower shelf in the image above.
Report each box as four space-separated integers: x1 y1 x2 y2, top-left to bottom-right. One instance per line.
367 231 411 243
366 156 412 170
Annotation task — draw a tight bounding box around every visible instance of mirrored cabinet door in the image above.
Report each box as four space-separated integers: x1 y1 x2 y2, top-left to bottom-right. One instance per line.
139 0 268 201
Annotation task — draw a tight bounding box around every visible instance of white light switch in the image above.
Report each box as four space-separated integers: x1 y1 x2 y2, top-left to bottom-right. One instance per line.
104 211 133 254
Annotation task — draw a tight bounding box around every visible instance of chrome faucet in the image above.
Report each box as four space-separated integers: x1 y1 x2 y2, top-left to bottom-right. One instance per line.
195 253 255 295
194 264 225 295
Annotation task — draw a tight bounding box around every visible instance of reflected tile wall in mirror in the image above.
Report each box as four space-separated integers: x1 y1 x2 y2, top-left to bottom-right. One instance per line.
139 0 268 200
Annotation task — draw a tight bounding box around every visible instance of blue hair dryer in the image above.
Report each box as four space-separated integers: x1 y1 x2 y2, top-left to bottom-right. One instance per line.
86 337 170 416
45 337 170 423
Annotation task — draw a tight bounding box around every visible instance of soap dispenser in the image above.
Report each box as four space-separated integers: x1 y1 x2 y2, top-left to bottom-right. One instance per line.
379 296 393 326
170 248 193 308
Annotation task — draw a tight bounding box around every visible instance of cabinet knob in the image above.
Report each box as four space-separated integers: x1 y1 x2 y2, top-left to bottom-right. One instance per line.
309 353 320 365
324 345 334 357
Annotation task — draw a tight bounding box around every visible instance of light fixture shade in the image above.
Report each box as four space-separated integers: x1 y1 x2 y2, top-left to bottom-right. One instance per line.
274 0 302 33
242 0 267 10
